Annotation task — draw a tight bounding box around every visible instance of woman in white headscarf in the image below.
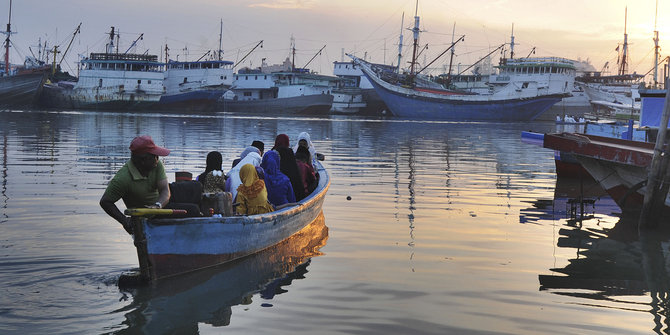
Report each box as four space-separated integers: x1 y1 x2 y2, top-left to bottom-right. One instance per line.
293 132 317 167
226 147 262 202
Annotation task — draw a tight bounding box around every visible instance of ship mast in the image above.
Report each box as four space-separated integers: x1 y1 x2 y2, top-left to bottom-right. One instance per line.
409 0 420 76
618 7 629 76
2 0 15 74
509 23 515 59
653 0 660 87
218 19 223 61
107 27 116 54
447 22 456 80
396 12 404 74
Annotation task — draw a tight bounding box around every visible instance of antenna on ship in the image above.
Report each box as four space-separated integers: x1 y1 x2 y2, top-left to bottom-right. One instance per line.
397 12 404 74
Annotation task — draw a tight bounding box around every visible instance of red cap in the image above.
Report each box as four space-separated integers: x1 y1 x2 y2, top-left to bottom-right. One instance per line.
129 135 170 156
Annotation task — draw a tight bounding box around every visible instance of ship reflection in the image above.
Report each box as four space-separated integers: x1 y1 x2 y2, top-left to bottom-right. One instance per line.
114 212 329 334
538 204 670 331
520 176 620 225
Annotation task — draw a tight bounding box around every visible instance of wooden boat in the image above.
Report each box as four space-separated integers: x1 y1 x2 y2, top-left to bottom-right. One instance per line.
122 160 330 284
543 132 669 213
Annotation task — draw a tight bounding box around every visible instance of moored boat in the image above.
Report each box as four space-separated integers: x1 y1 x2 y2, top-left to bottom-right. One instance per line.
220 68 336 115
355 54 567 121
124 160 330 282
157 59 234 112
0 0 50 109
40 27 164 110
543 133 669 214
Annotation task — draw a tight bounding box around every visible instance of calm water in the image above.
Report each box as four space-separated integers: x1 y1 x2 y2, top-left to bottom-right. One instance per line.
1 109 669 334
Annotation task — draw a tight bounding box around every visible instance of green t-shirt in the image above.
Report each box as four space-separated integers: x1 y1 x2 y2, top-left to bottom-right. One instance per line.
103 160 167 209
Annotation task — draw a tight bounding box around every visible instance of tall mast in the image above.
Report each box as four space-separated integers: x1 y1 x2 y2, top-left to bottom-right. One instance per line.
509 23 515 59
653 0 660 87
618 7 629 76
218 19 223 61
107 27 115 54
3 0 14 74
291 35 296 72
409 0 420 75
447 22 456 79
397 12 404 74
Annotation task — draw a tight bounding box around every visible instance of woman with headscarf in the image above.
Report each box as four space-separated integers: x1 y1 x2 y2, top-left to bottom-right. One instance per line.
235 164 274 215
272 134 290 151
275 146 306 201
226 148 262 202
261 150 295 208
197 151 226 193
295 145 317 196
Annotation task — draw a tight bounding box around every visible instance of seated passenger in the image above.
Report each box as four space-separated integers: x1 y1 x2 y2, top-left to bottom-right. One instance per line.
275 146 306 201
235 163 274 215
295 146 317 196
261 150 295 208
197 151 226 193
226 148 262 202
293 132 317 167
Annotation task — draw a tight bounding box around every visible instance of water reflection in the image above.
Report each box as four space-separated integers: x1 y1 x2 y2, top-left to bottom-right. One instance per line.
114 213 328 333
520 176 620 225
539 210 670 332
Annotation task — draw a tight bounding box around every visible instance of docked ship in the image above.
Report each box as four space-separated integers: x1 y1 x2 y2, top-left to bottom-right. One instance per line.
0 1 49 109
219 57 337 115
157 59 234 112
350 4 570 121
40 27 164 110
331 60 389 114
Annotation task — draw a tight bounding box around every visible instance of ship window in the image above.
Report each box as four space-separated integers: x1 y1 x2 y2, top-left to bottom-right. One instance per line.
522 82 529 88
220 76 223 79
264 75 267 79
99 79 103 87
255 76 258 80
235 76 239 80
244 92 252 97
148 80 152 84
138 80 141 84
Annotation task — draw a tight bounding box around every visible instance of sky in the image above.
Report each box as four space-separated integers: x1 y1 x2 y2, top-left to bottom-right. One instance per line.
3 0 669 81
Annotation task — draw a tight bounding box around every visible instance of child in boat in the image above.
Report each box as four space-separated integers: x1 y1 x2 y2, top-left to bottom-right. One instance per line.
235 163 274 215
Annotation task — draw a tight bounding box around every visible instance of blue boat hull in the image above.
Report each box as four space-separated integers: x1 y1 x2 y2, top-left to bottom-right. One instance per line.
157 90 225 112
363 71 563 121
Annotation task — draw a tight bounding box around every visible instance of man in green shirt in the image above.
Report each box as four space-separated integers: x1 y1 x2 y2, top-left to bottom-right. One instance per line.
100 135 171 234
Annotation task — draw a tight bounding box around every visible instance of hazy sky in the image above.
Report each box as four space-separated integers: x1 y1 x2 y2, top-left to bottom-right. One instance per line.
3 0 668 79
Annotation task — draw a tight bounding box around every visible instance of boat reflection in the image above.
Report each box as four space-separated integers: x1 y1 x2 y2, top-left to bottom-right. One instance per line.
520 176 620 225
539 212 670 331
114 212 328 333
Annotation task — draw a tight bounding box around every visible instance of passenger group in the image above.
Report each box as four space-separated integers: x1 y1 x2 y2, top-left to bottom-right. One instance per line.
99 133 321 234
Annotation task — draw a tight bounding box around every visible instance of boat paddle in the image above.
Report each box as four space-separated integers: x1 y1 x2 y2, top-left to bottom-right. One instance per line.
124 208 188 217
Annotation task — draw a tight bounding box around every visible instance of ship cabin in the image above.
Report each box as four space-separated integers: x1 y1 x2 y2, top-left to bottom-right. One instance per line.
164 60 234 94
77 53 165 94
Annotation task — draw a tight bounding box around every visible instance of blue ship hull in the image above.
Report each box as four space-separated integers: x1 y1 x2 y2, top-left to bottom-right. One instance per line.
157 90 225 112
367 75 563 121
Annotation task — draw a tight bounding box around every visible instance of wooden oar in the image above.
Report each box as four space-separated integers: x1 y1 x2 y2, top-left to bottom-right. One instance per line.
124 208 188 217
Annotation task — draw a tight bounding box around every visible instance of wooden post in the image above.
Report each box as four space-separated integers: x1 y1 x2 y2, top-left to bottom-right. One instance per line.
640 84 670 229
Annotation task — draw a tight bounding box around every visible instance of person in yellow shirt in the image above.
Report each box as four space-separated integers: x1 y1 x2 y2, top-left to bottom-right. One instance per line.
235 164 274 215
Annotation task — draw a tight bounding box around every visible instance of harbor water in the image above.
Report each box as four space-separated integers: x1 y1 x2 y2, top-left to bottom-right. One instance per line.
1 109 669 334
